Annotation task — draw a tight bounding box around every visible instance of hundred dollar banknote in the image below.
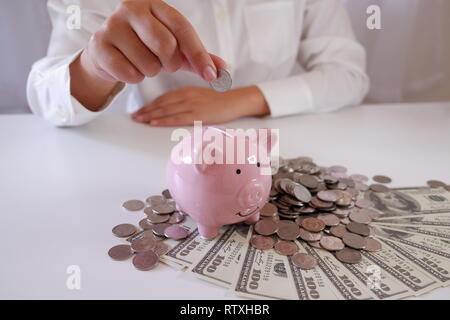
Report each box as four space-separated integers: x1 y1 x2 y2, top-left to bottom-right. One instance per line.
360 187 450 220
230 238 299 300
376 237 450 287
162 227 227 269
372 225 450 260
358 241 439 296
293 242 377 300
231 230 357 300
230 233 436 300
187 224 251 287
372 213 450 228
373 223 450 240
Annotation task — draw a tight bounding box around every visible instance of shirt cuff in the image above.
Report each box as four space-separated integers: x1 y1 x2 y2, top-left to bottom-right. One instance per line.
68 81 126 126
256 75 314 118
28 49 127 127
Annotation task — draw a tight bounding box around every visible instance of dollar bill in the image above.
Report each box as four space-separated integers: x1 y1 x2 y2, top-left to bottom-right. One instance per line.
230 241 299 300
162 226 227 268
360 187 450 220
187 224 251 287
372 213 450 228
373 223 450 240
343 242 437 300
372 225 450 260
296 242 377 300
361 243 439 295
160 259 186 270
231 232 352 300
377 237 450 287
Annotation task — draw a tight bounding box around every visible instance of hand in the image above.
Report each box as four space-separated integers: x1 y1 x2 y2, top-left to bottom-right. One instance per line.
80 0 226 84
132 86 271 126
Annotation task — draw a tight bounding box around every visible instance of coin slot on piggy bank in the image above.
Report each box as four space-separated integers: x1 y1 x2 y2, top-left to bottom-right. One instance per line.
166 127 277 239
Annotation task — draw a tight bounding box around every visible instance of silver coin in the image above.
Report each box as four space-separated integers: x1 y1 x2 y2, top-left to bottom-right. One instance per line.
254 219 279 236
122 200 145 211
132 251 159 271
139 218 154 230
146 195 166 206
127 230 154 243
292 253 317 270
131 236 156 253
146 211 170 224
164 225 189 240
320 235 345 251
209 69 232 92
108 244 133 261
112 224 137 238
250 235 276 250
349 211 372 224
152 203 175 215
152 223 171 237
168 211 185 224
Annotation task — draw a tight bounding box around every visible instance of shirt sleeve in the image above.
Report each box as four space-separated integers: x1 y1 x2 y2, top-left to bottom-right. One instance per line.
257 0 370 118
26 0 127 127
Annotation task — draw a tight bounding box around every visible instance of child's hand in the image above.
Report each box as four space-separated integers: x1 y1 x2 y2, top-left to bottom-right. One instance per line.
132 86 270 126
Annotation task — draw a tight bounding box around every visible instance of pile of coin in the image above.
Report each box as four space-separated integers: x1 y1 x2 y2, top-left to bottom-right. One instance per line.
108 190 190 271
250 157 389 268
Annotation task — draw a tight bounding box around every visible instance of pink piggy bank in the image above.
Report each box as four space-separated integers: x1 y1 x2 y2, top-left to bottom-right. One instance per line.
166 126 277 239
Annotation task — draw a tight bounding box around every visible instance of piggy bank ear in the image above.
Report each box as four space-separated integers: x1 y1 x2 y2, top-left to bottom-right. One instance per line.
194 142 224 174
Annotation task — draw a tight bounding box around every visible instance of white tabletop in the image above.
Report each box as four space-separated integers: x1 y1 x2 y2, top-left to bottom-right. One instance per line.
1 102 449 299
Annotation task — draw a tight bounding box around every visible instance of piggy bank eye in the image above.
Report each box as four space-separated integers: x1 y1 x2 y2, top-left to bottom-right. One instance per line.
236 169 241 174
257 162 261 167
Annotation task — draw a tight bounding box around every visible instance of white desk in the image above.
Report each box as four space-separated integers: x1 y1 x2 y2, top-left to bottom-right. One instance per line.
1 102 449 299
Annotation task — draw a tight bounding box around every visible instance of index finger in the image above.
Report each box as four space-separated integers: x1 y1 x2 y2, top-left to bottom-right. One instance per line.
151 1 218 82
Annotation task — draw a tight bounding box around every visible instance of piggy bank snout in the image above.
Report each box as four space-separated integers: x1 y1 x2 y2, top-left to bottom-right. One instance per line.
238 181 264 208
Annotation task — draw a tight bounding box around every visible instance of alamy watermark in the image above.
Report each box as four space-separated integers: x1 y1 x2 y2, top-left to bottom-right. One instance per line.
366 5 382 30
366 265 381 290
66 5 81 30
66 265 81 290
170 121 279 176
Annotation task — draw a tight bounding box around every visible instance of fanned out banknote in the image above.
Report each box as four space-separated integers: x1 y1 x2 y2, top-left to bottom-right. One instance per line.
162 186 450 300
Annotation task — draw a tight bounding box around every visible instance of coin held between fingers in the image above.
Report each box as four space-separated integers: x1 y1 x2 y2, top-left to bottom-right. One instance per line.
209 69 232 92
203 65 217 82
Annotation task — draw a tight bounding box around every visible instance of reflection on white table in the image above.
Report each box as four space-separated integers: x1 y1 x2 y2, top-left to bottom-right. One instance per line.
0 102 449 299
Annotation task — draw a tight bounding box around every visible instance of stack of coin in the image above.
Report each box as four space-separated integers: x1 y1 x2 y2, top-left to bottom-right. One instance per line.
108 189 189 271
250 157 385 267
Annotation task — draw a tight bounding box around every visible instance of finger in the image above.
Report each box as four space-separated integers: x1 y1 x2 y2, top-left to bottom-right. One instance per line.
129 13 183 72
94 40 145 84
149 112 194 127
89 56 117 82
209 53 228 70
134 102 190 123
151 1 217 82
180 52 227 74
110 25 162 77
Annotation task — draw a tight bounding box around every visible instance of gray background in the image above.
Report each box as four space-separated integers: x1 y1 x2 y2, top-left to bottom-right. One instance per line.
0 0 51 113
1 0 449 114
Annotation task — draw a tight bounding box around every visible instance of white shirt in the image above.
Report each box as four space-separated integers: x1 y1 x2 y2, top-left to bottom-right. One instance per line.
27 0 369 126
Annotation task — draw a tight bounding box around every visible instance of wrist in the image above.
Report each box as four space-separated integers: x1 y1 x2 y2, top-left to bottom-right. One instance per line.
231 86 270 117
70 50 119 111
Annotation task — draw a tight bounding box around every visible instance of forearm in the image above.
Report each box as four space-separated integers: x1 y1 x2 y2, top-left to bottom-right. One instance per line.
69 50 119 111
230 86 270 118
